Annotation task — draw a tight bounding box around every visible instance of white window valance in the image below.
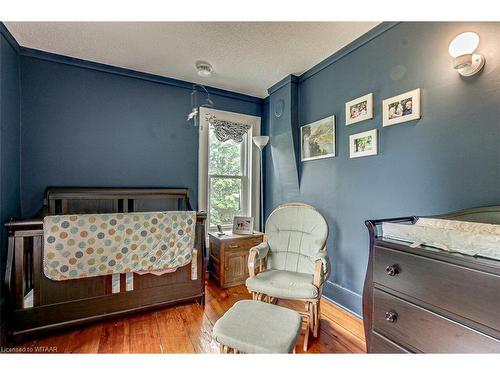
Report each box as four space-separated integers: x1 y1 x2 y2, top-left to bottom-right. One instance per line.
207 115 251 143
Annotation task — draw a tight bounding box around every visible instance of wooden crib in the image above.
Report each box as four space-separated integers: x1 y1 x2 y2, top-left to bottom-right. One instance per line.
4 187 206 342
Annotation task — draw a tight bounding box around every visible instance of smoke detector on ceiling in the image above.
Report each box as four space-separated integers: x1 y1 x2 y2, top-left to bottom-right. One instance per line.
196 61 213 77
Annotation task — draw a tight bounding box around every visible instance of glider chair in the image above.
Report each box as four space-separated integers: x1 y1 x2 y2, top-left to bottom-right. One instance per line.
245 203 330 351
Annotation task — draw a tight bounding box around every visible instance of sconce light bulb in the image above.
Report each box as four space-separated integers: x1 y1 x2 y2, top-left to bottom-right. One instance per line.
448 32 480 58
448 31 485 77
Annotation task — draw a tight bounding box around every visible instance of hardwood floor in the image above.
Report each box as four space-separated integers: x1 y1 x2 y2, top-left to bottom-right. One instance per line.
13 281 366 354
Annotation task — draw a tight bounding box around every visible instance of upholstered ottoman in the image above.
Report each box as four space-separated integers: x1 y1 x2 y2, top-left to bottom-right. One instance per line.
212 300 302 353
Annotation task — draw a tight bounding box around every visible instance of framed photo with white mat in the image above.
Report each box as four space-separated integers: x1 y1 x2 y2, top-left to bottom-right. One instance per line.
349 129 378 158
232 216 254 235
345 93 373 125
383 88 421 127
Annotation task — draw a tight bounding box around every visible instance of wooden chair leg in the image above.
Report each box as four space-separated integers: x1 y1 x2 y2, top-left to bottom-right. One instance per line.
303 302 311 351
311 302 316 337
313 300 320 337
309 302 314 335
303 320 310 351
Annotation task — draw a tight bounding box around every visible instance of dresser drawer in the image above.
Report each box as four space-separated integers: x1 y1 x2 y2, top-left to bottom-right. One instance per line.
373 289 500 353
374 246 500 334
371 331 410 353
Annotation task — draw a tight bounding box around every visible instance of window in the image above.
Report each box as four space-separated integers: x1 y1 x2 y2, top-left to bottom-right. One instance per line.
198 108 261 232
208 129 249 229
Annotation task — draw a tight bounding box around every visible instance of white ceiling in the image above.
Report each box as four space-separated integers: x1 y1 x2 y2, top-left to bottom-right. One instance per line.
5 22 379 98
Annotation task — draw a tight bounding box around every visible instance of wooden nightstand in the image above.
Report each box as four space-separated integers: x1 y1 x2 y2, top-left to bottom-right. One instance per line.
208 231 264 288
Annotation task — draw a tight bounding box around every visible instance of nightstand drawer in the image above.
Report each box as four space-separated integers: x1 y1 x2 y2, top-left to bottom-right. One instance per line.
373 289 500 353
223 237 262 251
374 246 500 333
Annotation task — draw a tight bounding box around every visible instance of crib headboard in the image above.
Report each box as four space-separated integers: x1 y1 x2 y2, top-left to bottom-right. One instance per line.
41 187 194 216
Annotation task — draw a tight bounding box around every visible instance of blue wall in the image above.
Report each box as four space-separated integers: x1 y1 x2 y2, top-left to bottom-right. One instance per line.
20 54 262 217
0 26 21 339
264 22 500 316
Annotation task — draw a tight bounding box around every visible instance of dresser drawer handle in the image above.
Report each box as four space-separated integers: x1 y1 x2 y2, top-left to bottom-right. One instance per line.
229 244 239 248
385 264 400 276
385 311 398 323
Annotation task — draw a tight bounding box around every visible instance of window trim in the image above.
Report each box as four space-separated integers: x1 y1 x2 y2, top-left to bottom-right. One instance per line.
198 107 262 233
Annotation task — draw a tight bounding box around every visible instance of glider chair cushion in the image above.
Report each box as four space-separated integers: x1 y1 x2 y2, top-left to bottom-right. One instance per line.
245 269 318 299
266 205 329 275
246 204 330 289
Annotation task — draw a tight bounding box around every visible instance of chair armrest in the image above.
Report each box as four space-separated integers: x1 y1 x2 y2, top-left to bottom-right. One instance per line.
251 242 269 259
247 242 269 277
312 251 331 287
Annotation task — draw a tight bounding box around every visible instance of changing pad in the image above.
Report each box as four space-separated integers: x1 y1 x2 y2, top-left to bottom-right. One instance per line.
382 218 500 260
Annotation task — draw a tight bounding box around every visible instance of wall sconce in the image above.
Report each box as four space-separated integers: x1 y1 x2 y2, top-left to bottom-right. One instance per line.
448 32 485 77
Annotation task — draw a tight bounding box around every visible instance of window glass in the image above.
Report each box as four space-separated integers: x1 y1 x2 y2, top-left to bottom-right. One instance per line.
209 177 242 226
208 129 244 176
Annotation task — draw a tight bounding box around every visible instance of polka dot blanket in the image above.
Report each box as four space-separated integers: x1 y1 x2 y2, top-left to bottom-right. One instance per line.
43 211 196 280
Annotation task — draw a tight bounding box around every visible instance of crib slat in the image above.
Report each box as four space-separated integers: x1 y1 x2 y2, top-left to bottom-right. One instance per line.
5 235 15 305
15 237 25 309
120 273 126 292
32 235 43 306
61 199 68 214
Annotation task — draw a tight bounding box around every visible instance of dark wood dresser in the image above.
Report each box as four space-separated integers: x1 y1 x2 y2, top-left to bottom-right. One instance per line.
209 231 264 288
363 207 500 353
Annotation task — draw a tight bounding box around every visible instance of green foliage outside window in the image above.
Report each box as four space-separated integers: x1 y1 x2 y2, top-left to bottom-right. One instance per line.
209 178 241 226
208 130 245 226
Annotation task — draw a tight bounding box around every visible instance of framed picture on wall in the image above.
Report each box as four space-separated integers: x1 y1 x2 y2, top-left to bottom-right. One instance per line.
349 129 378 158
345 93 373 125
300 115 335 162
382 88 421 126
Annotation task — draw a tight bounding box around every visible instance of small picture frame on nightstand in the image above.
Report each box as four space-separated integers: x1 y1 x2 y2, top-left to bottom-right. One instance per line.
232 216 254 235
